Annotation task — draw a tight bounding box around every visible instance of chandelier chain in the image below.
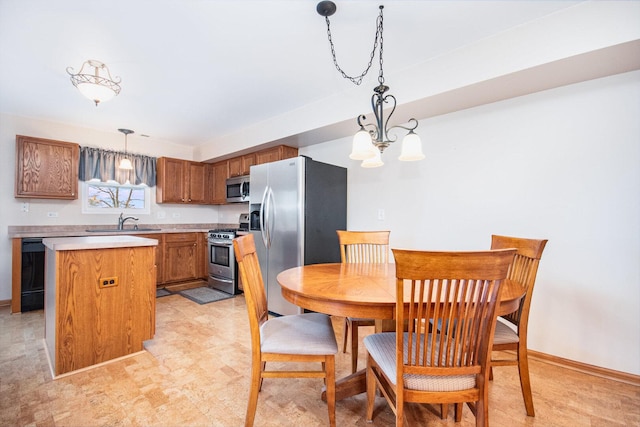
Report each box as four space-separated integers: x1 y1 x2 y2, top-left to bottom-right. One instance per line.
323 6 384 85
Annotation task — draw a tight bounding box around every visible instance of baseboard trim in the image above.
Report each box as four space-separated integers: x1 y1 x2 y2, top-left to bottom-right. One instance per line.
0 299 10 308
527 349 640 386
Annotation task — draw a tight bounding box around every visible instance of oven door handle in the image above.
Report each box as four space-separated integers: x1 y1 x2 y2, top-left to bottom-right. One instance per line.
209 276 234 284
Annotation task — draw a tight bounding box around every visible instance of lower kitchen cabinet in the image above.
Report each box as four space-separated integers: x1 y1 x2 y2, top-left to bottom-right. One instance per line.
137 234 164 285
163 233 203 284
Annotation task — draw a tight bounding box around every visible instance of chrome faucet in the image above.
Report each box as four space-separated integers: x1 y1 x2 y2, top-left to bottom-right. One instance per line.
118 213 139 230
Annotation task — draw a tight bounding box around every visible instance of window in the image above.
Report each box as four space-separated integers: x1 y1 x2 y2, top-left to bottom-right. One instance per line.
82 180 151 215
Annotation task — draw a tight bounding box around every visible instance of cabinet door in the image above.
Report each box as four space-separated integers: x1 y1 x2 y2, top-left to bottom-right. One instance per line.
241 154 256 175
137 234 164 285
228 157 242 177
156 157 187 203
163 233 198 283
210 161 229 205
255 145 298 165
15 135 79 199
187 161 208 203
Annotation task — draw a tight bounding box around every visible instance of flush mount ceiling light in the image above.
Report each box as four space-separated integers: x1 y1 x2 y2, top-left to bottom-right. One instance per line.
118 128 134 170
66 60 121 106
317 1 424 168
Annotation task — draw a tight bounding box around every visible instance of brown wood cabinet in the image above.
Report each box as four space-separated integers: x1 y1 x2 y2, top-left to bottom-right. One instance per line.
15 135 79 199
44 240 156 376
163 233 200 283
138 234 164 285
255 145 298 165
228 153 255 177
208 161 229 205
156 157 208 204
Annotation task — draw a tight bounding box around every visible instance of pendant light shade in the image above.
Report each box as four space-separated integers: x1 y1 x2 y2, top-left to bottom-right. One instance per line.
119 158 133 170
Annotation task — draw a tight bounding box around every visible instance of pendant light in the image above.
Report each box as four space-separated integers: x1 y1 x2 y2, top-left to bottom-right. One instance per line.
118 129 134 170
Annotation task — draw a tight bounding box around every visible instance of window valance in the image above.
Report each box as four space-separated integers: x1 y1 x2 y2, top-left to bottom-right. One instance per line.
78 146 156 186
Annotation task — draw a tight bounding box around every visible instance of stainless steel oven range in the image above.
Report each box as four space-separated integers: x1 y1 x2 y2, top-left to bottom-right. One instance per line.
207 229 241 295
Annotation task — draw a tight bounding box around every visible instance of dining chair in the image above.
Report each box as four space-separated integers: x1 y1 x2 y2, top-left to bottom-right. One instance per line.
364 248 516 427
336 230 390 373
489 234 548 417
233 234 339 427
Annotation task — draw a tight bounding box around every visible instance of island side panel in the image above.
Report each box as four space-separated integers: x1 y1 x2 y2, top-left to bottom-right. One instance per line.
55 246 155 375
44 247 57 375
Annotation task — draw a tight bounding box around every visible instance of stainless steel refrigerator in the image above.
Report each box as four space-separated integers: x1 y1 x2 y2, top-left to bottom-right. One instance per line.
249 156 347 315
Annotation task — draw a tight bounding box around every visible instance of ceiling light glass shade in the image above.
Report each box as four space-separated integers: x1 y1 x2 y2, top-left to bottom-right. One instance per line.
350 129 376 160
67 60 121 106
361 147 384 168
119 158 133 170
398 131 425 161
77 83 118 105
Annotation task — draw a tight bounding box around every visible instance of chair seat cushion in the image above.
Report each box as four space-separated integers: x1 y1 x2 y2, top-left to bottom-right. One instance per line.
261 312 338 355
493 319 519 345
364 332 476 392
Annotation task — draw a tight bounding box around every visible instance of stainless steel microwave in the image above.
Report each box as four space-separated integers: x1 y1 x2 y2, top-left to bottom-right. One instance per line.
226 175 250 203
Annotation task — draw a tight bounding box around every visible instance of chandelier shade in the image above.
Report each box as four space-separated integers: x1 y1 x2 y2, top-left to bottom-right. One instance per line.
398 131 425 161
67 60 121 106
350 128 376 160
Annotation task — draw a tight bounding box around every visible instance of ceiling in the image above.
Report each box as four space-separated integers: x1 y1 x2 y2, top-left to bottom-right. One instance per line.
0 0 627 157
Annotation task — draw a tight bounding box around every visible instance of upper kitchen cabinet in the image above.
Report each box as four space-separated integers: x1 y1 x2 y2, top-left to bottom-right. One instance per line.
209 161 229 205
228 154 255 177
255 145 298 165
156 157 208 204
15 135 79 199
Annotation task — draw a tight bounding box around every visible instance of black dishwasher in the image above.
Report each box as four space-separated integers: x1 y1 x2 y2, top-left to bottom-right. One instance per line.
21 238 45 311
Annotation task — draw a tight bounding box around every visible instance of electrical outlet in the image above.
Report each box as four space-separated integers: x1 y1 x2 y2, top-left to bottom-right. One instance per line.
172 212 181 218
99 277 118 288
47 212 58 218
21 203 29 212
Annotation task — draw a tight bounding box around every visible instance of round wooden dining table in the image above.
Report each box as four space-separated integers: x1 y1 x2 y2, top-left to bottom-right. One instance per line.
277 262 525 401
277 262 524 320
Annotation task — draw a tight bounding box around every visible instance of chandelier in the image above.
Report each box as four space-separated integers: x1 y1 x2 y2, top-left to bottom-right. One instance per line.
317 2 424 168
66 60 121 106
118 128 134 170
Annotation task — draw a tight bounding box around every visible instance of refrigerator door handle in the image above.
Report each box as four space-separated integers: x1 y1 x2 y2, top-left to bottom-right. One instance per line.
259 186 269 248
267 187 275 247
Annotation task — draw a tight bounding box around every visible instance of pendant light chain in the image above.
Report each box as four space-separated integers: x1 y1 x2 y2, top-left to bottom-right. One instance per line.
323 5 385 86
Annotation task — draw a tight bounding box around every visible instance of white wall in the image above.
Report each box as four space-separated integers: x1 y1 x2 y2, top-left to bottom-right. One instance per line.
300 71 640 376
0 115 249 301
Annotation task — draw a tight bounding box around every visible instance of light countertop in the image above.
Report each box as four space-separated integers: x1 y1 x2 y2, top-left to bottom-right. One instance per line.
43 235 159 251
8 223 238 239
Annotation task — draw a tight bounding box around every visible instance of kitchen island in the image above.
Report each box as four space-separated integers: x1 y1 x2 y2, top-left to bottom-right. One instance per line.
43 235 158 377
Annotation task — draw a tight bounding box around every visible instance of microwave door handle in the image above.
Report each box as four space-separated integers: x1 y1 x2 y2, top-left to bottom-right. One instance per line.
242 180 249 198
259 187 269 248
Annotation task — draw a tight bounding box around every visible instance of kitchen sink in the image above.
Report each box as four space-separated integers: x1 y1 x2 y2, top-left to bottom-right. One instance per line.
86 228 162 233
